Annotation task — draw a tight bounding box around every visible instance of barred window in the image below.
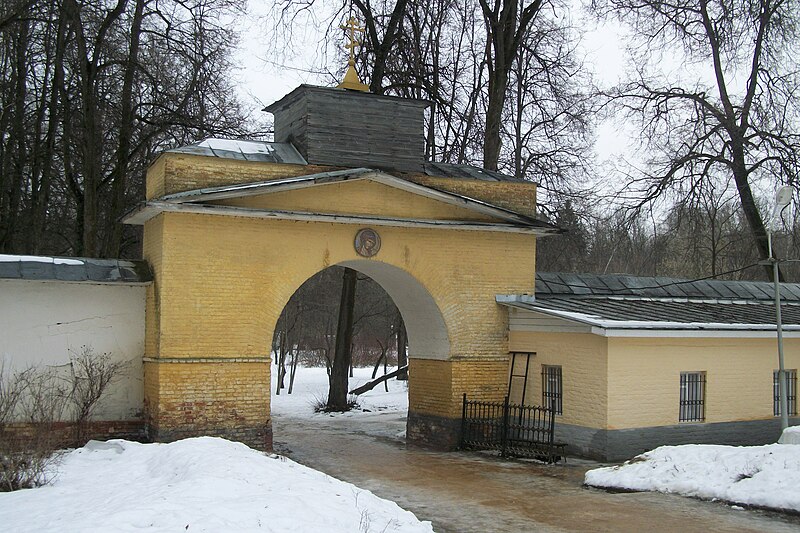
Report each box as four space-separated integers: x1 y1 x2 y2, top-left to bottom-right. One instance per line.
679 372 706 422
774 369 798 417
542 365 562 415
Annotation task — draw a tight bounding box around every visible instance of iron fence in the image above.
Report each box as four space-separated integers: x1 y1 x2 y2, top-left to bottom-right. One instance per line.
460 394 565 463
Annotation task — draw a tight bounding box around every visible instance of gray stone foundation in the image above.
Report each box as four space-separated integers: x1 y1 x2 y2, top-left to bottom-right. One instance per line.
556 417 800 462
407 411 461 450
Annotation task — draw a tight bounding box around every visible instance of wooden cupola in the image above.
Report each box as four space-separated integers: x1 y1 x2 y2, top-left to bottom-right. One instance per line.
264 85 429 172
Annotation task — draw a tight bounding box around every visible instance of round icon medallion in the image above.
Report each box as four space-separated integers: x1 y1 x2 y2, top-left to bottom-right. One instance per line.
354 228 381 257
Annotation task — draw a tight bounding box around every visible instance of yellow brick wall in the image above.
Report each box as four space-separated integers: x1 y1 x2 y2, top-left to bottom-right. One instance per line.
144 360 269 431
607 336 800 429
144 154 536 434
143 358 160 428
508 331 609 429
409 359 452 417
146 153 338 199
145 212 535 361
409 358 509 419
405 176 537 218
143 214 164 357
145 155 167 201
216 179 496 222
145 153 539 222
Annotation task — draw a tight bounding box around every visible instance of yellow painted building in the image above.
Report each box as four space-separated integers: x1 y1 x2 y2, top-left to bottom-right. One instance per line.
500 272 800 460
123 84 799 461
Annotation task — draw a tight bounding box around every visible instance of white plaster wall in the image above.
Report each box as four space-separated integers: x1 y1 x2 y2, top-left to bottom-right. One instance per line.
0 279 145 421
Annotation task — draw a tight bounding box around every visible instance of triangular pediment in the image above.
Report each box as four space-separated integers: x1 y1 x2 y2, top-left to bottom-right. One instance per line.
124 168 560 234
210 175 498 223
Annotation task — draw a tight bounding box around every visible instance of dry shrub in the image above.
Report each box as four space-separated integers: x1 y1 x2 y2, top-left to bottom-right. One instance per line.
0 347 128 491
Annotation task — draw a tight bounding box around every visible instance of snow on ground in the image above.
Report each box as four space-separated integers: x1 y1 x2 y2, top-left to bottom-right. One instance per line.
779 426 800 445
271 365 409 421
0 436 433 533
0 368 425 532
585 429 800 512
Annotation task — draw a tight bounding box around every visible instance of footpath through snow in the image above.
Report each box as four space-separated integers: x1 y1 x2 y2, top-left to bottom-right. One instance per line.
585 427 800 513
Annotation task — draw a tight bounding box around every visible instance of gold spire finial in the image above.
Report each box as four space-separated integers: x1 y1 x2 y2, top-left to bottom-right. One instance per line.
337 16 370 92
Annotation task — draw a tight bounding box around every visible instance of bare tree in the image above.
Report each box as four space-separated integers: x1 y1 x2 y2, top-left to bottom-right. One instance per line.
477 0 543 170
327 267 358 411
0 0 250 258
596 0 800 280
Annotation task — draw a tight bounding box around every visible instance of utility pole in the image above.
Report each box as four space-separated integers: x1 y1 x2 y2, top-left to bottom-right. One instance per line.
765 186 793 432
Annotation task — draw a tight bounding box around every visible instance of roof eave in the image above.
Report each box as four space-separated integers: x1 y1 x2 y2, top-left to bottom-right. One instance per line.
497 295 800 333
136 168 559 230
123 201 555 234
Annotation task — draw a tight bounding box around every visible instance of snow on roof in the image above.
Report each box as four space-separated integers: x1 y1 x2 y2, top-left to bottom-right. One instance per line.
0 254 83 265
0 254 151 284
499 272 800 331
197 138 274 154
502 300 800 331
168 138 307 165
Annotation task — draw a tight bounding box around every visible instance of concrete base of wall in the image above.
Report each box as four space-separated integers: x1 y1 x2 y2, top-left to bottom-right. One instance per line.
147 422 273 451
407 411 460 450
557 417 800 462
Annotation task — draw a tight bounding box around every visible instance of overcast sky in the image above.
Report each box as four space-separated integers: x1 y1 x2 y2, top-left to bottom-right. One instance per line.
231 2 634 164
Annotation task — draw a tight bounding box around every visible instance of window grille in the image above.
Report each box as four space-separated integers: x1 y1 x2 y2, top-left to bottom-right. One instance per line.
679 372 706 422
541 365 562 415
774 369 798 417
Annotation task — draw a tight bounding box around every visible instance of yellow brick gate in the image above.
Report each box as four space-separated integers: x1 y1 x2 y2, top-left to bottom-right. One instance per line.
124 86 557 449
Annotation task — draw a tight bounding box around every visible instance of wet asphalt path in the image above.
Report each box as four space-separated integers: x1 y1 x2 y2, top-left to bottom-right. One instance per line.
272 411 800 533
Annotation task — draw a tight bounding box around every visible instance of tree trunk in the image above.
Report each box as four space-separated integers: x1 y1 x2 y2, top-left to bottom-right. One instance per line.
106 0 144 258
483 68 508 171
327 267 358 410
731 147 781 281
371 345 384 379
477 0 543 171
30 7 67 254
275 332 286 395
350 365 408 395
0 17 29 252
383 346 388 392
288 348 299 394
396 316 408 380
353 0 409 95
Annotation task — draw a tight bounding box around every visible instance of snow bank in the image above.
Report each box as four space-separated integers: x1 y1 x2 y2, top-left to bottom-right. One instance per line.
585 443 800 512
779 425 800 445
0 437 433 533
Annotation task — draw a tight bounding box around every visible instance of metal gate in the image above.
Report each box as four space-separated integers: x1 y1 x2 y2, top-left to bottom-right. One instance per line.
460 394 565 463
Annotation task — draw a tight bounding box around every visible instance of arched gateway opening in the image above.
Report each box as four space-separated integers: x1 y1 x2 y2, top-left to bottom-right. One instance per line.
125 84 558 450
338 259 449 360
270 261 448 443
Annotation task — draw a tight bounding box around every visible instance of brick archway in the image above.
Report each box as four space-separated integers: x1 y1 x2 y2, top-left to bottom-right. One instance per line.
127 88 556 450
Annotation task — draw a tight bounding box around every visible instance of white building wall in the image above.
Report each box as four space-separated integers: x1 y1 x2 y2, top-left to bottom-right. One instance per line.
0 279 145 421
